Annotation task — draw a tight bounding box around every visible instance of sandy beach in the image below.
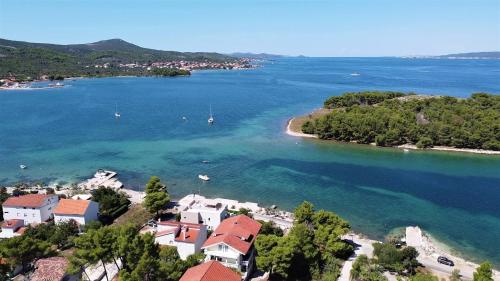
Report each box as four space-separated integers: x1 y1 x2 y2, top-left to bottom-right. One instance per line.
398 144 500 155
286 118 318 138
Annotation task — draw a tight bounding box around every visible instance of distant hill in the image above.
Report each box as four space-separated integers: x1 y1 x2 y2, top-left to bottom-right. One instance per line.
229 52 285 59
0 38 237 80
437 51 500 59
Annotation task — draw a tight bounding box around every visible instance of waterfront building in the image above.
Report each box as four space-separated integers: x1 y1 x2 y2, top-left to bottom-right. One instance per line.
178 195 229 230
154 220 207 260
53 199 99 225
202 215 261 280
2 194 59 224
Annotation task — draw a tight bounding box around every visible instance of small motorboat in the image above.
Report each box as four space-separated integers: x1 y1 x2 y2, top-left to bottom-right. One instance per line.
182 116 187 120
198 174 210 181
19 164 27 169
350 73 361 76
403 149 410 153
202 160 210 164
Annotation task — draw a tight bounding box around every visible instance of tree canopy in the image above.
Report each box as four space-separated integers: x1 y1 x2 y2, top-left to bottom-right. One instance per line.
143 176 170 216
255 201 352 281
473 262 493 281
303 92 500 151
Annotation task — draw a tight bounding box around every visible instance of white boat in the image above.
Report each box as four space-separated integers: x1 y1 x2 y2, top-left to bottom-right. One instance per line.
198 174 210 181
403 149 410 153
19 165 27 169
208 104 214 124
350 73 361 76
202 160 210 164
115 104 121 118
182 116 187 120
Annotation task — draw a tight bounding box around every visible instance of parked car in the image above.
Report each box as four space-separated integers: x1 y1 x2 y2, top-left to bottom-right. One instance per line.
437 256 454 266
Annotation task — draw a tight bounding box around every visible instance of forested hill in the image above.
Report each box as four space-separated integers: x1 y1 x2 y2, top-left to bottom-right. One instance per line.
0 38 236 80
437 51 500 59
301 91 500 151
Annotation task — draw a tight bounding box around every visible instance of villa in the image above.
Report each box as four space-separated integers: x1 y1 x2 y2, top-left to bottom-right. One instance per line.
202 215 261 280
1 194 59 238
154 220 207 260
2 194 59 224
178 194 229 230
53 199 99 226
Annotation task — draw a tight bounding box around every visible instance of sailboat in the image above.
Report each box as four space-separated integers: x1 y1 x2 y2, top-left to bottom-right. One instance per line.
115 104 121 118
208 104 214 124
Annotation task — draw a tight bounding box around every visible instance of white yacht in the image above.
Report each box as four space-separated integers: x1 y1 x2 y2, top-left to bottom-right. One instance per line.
19 164 27 169
115 104 121 118
208 104 214 124
198 174 210 181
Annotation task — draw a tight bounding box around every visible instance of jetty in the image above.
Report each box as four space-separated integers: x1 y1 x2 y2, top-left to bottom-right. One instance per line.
78 169 123 191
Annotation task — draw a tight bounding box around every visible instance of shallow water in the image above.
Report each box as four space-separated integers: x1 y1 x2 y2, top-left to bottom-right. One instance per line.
1 57 499 264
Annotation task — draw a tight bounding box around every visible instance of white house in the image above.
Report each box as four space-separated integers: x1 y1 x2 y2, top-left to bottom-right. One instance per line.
202 215 261 280
178 195 229 230
154 220 207 260
53 199 99 225
2 194 59 225
0 219 26 238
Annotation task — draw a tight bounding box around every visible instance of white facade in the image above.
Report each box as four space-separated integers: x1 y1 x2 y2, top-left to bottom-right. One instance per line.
204 242 256 280
0 220 24 239
179 201 228 230
54 201 99 225
2 195 59 224
154 221 207 260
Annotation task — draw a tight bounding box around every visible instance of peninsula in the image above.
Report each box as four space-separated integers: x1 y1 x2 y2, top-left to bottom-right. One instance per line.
0 38 253 83
288 91 500 154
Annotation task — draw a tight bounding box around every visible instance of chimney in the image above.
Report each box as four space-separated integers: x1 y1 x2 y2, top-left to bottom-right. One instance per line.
182 226 188 240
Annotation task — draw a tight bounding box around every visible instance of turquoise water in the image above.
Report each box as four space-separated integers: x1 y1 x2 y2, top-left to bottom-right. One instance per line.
1 58 500 265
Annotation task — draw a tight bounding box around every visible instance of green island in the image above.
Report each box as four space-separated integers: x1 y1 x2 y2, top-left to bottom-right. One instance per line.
292 91 500 152
0 38 249 82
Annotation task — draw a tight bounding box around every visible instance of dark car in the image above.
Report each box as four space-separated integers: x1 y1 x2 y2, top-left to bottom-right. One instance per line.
437 256 454 266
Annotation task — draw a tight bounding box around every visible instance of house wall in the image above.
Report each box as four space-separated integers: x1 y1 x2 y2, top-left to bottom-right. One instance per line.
0 227 15 238
2 196 59 224
84 201 99 223
181 208 228 230
176 242 197 260
155 233 176 246
54 214 86 225
54 201 98 225
204 243 241 269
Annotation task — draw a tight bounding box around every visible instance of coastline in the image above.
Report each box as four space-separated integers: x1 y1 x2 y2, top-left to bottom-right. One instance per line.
286 118 317 138
5 175 499 277
286 111 500 156
123 187 499 279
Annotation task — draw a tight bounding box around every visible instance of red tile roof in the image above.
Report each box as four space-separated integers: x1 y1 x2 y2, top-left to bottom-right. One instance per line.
179 261 241 281
31 257 69 281
1 219 23 229
155 220 203 244
2 194 56 208
202 215 261 254
54 199 91 215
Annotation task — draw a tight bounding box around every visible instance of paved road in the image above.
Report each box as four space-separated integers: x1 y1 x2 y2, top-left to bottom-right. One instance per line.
338 234 376 281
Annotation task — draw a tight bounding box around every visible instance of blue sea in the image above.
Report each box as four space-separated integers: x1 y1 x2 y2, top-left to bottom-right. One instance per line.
1 57 500 265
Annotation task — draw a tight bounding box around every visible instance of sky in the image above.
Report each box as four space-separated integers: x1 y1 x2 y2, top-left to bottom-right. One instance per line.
0 0 499 57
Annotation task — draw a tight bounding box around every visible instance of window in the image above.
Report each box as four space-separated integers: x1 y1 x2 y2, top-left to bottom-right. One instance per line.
218 244 229 252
